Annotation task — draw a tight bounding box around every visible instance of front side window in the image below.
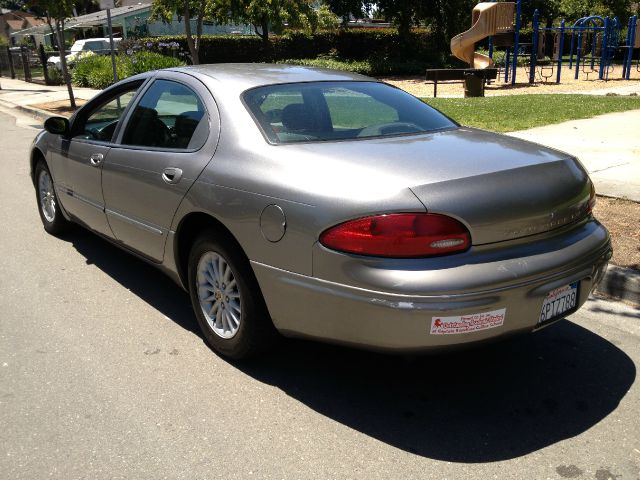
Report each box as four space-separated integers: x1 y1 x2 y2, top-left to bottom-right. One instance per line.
74 86 139 142
122 79 208 150
243 81 457 144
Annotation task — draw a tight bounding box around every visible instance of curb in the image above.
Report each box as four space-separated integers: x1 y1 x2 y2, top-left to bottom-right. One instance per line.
0 99 52 122
595 264 640 306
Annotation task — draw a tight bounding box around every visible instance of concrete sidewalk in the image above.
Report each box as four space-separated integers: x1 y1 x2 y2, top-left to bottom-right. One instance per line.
508 109 640 203
0 77 100 116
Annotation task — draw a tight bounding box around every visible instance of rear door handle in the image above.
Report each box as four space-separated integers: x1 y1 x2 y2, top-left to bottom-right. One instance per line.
89 153 104 166
162 167 183 185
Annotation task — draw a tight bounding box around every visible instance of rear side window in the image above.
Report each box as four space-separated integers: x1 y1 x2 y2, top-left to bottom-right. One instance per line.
243 81 456 144
122 79 208 150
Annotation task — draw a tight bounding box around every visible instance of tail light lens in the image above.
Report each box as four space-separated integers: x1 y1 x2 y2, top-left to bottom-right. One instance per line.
319 213 471 258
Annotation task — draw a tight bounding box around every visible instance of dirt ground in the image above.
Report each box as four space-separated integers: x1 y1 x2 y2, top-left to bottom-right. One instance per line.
382 65 640 97
593 196 640 270
30 99 87 116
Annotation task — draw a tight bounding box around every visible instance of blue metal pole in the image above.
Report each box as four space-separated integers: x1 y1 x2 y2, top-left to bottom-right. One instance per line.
575 29 582 79
504 47 511 82
625 16 637 79
557 19 565 83
529 9 539 83
590 28 597 69
569 29 575 69
488 0 496 59
623 16 632 78
511 0 522 85
630 16 638 79
599 17 609 80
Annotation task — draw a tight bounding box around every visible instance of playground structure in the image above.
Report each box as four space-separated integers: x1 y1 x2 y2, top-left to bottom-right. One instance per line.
447 0 640 92
450 2 515 69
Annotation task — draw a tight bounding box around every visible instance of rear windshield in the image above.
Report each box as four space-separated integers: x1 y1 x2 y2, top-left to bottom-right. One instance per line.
242 81 456 144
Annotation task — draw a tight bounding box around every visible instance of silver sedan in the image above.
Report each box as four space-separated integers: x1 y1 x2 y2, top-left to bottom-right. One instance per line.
30 64 612 359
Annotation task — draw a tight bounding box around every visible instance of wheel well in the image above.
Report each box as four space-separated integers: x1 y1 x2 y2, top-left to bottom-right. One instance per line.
30 148 46 185
175 212 245 289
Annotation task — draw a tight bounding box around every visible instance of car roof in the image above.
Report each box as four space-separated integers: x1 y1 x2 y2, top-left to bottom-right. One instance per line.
170 63 376 95
74 38 119 44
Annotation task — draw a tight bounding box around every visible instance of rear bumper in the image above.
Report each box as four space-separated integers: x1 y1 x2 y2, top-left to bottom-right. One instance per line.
252 220 611 353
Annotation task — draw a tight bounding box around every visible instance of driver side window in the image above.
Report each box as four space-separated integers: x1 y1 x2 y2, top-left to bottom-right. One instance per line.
74 88 139 142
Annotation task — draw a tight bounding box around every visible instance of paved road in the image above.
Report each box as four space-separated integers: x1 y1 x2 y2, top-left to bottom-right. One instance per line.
0 108 639 480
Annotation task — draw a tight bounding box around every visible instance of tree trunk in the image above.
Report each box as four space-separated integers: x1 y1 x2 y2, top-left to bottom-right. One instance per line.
183 3 199 65
55 19 76 110
45 15 58 50
396 1 412 41
253 18 271 59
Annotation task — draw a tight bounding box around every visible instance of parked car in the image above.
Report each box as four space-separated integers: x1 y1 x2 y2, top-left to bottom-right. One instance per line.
47 37 120 69
30 64 612 359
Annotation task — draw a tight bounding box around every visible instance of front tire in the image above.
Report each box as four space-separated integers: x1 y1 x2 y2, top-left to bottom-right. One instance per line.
35 161 71 235
187 230 278 359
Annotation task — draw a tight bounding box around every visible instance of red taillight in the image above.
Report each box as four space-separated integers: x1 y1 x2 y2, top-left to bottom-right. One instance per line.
319 213 471 258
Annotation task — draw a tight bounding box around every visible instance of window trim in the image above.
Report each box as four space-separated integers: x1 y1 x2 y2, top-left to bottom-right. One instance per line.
69 78 149 146
114 77 210 153
240 80 459 146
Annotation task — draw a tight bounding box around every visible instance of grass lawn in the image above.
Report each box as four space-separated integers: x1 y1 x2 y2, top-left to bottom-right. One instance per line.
423 94 640 132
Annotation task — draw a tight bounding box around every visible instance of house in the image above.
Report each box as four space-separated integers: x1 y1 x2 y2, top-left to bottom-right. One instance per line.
11 2 252 48
0 11 46 46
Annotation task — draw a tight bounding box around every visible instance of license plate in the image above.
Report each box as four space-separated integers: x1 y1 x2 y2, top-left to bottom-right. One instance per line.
539 282 579 324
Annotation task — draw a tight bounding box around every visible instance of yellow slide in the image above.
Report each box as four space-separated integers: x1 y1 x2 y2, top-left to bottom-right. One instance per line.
451 2 515 69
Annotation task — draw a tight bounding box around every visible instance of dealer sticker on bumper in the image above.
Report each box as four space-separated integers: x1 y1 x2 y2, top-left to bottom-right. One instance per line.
430 308 506 335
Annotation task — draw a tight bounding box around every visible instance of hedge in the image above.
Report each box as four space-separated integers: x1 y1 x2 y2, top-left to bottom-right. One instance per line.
119 29 445 67
72 51 186 89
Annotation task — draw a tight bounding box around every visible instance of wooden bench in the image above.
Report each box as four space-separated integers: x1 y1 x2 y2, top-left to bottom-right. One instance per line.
425 68 498 97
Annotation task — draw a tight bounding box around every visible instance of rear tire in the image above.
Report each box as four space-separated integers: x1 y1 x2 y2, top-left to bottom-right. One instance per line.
35 161 71 235
187 230 278 359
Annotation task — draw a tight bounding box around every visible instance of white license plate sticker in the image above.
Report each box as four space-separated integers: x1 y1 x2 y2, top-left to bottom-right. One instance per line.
539 282 578 324
430 308 506 335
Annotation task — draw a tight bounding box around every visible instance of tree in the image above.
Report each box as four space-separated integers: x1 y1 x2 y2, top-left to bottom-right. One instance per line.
558 0 637 22
324 0 368 25
26 0 76 109
207 0 316 50
376 0 419 40
151 0 207 64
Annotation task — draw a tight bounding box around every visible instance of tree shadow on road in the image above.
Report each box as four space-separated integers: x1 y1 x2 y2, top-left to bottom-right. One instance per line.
61 228 636 463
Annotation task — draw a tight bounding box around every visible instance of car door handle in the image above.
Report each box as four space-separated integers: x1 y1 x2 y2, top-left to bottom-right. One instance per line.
162 167 183 185
89 153 104 166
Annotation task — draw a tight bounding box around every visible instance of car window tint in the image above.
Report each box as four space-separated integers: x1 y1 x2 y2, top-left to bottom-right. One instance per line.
74 88 138 142
122 79 207 150
325 87 398 129
243 81 457 144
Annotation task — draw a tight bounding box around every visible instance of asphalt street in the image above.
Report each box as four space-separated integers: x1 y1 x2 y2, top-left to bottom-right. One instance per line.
1 108 639 480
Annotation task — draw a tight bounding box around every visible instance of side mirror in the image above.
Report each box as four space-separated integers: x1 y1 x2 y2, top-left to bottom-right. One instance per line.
44 116 70 136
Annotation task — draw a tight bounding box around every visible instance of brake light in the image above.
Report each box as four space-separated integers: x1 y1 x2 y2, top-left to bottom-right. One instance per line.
319 213 471 258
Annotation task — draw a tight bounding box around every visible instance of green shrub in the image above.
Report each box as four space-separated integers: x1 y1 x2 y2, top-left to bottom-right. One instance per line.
278 57 434 76
72 51 185 89
121 29 441 66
